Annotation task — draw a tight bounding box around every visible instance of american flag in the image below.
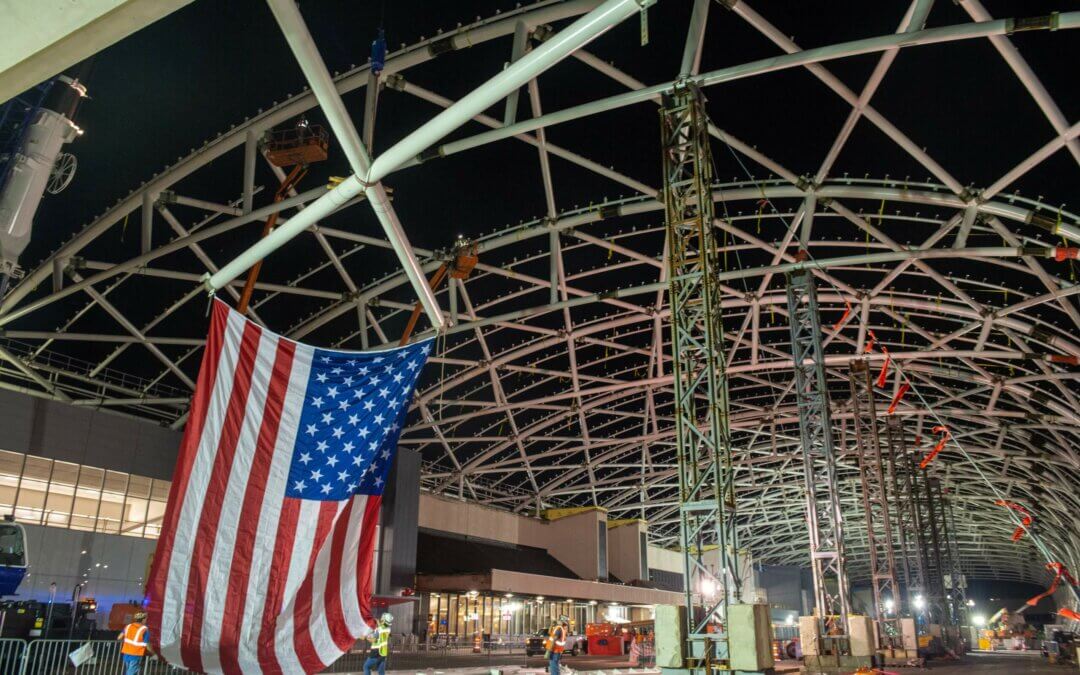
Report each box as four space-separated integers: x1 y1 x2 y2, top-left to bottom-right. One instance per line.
146 299 431 674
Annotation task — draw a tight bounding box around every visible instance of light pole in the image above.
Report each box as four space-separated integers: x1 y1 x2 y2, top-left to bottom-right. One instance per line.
44 582 57 637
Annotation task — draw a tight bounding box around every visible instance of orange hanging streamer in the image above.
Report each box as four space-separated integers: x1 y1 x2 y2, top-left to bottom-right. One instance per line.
1025 562 1076 606
864 330 877 354
832 301 852 333
1059 608 1080 622
876 347 891 388
887 382 910 415
918 426 949 469
1048 562 1078 586
994 500 1034 542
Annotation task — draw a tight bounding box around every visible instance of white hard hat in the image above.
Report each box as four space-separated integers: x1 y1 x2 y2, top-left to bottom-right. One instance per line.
381 612 394 624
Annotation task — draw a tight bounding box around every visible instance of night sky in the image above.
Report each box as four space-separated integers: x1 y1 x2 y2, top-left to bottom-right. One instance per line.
27 0 1079 281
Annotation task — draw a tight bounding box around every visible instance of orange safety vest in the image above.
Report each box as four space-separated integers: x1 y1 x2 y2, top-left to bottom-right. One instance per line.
545 625 566 654
121 622 149 657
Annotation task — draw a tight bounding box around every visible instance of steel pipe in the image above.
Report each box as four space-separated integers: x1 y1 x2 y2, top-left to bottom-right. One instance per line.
436 13 1079 160
210 0 650 328
260 0 442 329
367 0 652 182
0 0 604 316
405 244 1071 343
0 185 331 328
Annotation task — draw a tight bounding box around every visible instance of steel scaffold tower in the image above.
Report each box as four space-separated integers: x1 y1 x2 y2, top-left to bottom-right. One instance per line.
928 477 964 626
660 83 739 671
885 415 923 614
917 473 949 624
848 359 900 643
785 268 851 644
944 494 968 625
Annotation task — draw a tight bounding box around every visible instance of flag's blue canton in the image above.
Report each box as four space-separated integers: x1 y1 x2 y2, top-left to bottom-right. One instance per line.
286 339 431 500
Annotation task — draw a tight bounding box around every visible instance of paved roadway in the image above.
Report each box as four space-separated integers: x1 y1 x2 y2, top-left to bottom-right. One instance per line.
920 652 1073 674
366 650 1067 675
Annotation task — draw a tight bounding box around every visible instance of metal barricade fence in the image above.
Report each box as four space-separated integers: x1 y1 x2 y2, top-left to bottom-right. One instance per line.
0 638 27 674
18 639 189 675
8 636 545 674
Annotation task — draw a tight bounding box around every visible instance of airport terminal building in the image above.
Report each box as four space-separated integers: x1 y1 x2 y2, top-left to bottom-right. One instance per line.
0 389 740 637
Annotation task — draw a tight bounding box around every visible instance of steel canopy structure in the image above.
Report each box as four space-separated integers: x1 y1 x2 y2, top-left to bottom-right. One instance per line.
0 0 1078 591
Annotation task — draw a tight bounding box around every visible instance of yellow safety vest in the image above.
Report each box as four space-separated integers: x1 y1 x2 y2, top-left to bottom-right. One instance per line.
371 624 391 657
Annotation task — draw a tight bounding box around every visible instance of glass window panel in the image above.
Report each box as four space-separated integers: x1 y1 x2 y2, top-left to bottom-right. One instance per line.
144 479 168 539
0 451 25 515
151 477 171 502
44 461 78 527
436 595 448 641
0 523 26 566
122 475 151 537
96 470 128 534
70 466 104 531
448 596 458 638
15 456 52 525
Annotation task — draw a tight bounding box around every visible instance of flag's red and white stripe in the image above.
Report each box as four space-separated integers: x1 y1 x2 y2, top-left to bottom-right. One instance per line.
146 302 377 674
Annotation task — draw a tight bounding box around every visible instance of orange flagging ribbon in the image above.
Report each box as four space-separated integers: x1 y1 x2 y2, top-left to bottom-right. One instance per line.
994 499 1033 542
918 426 949 469
887 383 910 415
1026 563 1076 606
876 347 891 388
832 301 852 333
1059 608 1080 622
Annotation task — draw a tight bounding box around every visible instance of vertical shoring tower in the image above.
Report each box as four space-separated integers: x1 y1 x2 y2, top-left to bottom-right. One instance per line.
660 83 739 672
944 492 968 625
928 478 964 626
885 415 924 613
918 473 949 624
785 268 851 647
847 360 900 644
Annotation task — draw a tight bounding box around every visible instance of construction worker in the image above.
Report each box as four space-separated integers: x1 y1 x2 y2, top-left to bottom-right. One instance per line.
117 611 149 675
364 612 394 675
544 616 569 675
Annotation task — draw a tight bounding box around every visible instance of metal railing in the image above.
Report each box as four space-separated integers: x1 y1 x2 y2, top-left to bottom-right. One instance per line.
3 636 655 673
4 639 187 675
0 638 27 674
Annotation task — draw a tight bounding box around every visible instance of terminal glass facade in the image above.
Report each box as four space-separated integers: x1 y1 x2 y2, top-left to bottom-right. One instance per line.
0 449 169 539
424 592 602 642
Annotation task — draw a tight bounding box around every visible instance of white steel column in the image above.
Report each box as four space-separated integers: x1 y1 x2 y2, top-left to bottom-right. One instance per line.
242 129 257 214
503 20 531 126
678 0 709 79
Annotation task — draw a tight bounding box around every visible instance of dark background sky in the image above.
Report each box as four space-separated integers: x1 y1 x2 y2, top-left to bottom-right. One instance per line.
30 0 1079 270
9 0 1076 401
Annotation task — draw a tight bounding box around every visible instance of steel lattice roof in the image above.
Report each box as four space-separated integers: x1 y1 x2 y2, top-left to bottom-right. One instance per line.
0 0 1077 586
